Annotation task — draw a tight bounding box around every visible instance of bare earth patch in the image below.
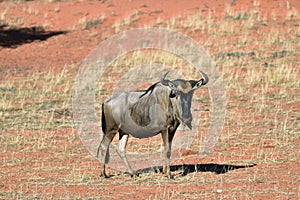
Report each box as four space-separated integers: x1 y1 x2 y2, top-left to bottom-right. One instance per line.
0 0 299 199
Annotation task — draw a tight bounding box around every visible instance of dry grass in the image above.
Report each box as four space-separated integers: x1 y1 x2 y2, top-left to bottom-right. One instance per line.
1 3 300 199
0 67 74 132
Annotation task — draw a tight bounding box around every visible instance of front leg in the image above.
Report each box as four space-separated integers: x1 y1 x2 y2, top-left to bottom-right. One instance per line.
161 129 172 179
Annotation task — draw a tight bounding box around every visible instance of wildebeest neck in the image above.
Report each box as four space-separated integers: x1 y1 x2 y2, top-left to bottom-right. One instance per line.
131 84 171 127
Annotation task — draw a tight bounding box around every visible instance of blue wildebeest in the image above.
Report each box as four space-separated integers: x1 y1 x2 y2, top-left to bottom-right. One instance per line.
97 70 209 179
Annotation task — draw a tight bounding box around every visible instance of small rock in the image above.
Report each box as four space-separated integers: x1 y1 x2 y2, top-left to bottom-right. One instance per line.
216 189 223 193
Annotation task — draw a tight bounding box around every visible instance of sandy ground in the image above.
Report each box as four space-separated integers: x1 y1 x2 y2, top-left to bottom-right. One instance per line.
0 0 299 199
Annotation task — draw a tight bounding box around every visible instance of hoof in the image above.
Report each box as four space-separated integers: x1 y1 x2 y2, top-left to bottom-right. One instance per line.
124 171 138 178
166 174 174 180
162 167 173 179
131 173 139 178
100 173 110 179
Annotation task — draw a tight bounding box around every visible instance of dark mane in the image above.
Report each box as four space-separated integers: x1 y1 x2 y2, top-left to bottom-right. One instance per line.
139 82 159 98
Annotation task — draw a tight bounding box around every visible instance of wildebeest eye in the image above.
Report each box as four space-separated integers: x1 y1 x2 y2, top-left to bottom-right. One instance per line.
168 81 177 90
192 79 203 89
196 81 202 87
169 90 177 98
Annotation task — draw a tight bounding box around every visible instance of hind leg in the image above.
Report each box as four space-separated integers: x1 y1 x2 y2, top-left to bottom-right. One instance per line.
117 132 136 177
97 130 117 178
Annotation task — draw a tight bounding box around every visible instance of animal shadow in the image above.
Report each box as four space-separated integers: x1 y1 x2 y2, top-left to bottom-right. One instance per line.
137 163 257 176
0 24 67 48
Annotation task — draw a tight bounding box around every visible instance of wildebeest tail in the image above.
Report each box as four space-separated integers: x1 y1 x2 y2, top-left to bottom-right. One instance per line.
101 103 106 134
97 103 106 158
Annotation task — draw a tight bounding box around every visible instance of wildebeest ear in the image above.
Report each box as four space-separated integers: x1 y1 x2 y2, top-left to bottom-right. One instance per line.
192 79 203 90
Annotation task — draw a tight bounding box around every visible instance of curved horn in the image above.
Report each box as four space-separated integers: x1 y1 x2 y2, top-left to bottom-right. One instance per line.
161 71 169 82
199 70 209 85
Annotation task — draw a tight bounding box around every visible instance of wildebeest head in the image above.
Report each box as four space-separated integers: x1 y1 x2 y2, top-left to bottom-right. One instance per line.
161 70 209 129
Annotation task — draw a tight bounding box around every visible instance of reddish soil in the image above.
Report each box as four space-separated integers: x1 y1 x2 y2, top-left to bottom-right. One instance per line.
2 0 297 73
0 0 225 74
1 0 299 199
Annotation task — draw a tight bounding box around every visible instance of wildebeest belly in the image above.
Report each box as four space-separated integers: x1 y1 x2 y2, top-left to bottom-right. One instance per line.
120 103 167 138
108 92 168 138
